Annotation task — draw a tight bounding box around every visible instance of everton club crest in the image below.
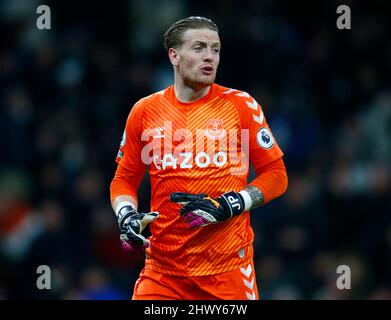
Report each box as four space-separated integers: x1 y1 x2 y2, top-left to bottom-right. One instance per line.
205 119 226 139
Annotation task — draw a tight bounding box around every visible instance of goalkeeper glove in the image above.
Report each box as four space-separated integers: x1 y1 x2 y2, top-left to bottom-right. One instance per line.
170 191 245 229
117 204 159 252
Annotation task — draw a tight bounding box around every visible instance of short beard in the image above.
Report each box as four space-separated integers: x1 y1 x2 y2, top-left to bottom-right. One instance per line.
183 74 215 90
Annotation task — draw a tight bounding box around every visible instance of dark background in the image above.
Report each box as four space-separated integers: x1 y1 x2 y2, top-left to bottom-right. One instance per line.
0 0 390 299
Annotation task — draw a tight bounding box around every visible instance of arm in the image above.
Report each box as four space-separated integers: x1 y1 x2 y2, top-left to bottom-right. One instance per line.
243 157 288 210
110 162 142 214
110 102 158 249
238 90 287 210
170 158 287 229
110 98 148 213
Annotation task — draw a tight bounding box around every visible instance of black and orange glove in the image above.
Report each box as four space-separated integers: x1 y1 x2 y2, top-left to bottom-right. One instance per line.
170 191 245 228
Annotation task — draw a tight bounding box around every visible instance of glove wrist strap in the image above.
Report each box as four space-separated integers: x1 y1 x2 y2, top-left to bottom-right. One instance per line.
239 190 252 211
117 205 136 227
115 201 136 216
221 191 245 218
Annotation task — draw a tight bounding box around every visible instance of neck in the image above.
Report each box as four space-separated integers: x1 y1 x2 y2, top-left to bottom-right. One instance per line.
174 79 211 103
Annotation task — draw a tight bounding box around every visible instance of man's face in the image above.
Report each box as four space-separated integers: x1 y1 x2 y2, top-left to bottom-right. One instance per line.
174 28 220 88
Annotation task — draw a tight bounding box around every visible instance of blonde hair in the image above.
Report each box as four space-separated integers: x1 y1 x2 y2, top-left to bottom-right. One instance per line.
163 16 218 51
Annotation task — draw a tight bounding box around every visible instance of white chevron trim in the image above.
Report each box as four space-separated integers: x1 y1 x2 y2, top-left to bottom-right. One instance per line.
253 108 264 124
223 88 236 94
243 277 254 290
240 264 252 278
246 291 256 300
245 98 258 110
245 98 264 124
224 89 264 125
236 91 250 98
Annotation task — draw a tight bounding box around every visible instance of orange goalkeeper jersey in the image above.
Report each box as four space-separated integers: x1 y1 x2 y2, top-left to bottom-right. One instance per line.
112 83 284 276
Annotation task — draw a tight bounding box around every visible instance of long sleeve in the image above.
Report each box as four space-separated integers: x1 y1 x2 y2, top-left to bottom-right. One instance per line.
228 89 287 204
249 157 288 204
109 101 147 205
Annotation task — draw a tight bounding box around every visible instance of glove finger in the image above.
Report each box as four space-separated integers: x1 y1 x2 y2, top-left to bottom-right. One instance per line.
186 209 218 224
179 203 197 215
182 211 211 229
179 201 213 216
180 198 220 215
170 192 205 204
120 227 147 247
179 199 208 214
121 240 132 251
121 240 138 253
120 234 139 252
188 217 210 229
122 218 142 234
121 240 150 253
140 211 159 230
182 211 196 223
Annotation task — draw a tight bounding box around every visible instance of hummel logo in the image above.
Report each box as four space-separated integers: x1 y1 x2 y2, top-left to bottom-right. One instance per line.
243 277 254 290
240 264 256 300
246 291 256 300
240 264 252 278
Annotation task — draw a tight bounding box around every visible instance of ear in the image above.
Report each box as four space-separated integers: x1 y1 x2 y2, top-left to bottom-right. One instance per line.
168 48 179 66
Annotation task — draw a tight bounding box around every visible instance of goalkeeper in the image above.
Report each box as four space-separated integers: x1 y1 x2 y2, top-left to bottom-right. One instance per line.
110 16 288 300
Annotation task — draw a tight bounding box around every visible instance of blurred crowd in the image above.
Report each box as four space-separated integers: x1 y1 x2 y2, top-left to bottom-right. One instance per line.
0 0 390 299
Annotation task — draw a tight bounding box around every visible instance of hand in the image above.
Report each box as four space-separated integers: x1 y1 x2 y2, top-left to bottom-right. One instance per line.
117 205 159 252
170 191 245 229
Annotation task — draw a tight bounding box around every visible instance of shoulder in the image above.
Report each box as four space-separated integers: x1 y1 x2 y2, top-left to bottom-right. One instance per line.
214 84 265 127
126 88 169 121
132 88 167 111
214 84 258 108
